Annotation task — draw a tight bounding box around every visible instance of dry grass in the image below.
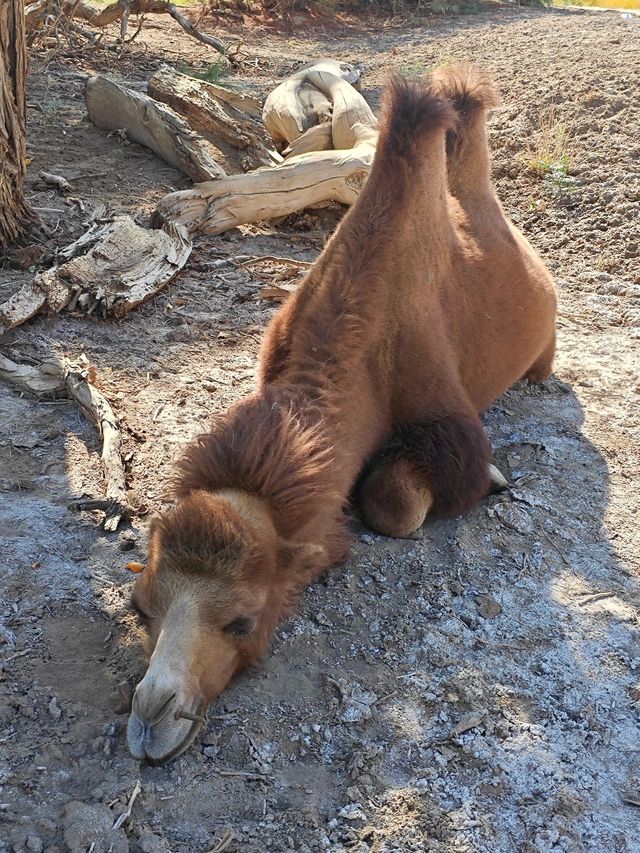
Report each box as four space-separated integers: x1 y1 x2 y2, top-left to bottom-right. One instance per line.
524 105 577 193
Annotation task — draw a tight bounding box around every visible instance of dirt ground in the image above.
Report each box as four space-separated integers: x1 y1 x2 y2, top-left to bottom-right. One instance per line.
1 5 640 853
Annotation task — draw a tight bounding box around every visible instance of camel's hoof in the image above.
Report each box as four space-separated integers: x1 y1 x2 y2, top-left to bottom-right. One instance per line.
487 463 509 494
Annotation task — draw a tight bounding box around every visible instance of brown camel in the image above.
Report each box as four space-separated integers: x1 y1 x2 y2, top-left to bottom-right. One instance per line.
127 65 557 763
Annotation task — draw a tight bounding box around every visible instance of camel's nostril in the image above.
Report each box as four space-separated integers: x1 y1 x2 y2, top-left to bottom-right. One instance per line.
131 685 178 726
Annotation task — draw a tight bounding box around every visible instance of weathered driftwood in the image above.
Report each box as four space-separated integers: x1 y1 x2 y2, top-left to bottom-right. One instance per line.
0 353 129 529
282 123 333 159
198 82 262 121
154 138 376 235
262 59 362 149
85 75 227 182
155 65 378 235
0 211 191 330
148 64 277 169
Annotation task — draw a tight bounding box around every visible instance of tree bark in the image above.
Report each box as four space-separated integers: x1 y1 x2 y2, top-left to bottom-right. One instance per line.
0 0 33 247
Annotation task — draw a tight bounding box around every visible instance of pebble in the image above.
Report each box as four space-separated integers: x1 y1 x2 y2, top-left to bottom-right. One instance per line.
63 802 129 853
48 698 62 721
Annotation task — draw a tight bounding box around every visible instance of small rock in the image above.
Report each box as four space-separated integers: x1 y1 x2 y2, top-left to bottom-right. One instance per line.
494 502 534 535
48 697 62 721
137 832 171 853
338 804 367 824
337 683 378 724
26 836 44 853
63 802 129 853
476 594 502 619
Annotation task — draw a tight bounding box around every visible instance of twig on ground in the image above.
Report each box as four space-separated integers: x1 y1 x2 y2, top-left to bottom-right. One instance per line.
39 171 73 192
217 768 269 781
111 779 141 830
65 366 129 531
0 354 132 530
239 255 314 268
206 828 235 853
577 591 615 606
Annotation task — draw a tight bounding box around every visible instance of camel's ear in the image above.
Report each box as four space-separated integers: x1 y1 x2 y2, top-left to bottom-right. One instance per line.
280 540 327 574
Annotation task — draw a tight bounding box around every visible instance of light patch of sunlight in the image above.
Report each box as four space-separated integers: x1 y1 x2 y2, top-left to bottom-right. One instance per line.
381 699 426 740
551 0 640 9
550 572 635 620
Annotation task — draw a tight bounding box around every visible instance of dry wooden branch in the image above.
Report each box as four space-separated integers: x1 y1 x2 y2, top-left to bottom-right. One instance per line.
148 64 277 169
25 0 241 62
196 82 262 120
0 353 131 529
85 75 226 182
154 139 376 235
262 59 362 148
65 365 128 530
282 123 333 158
165 2 229 57
39 170 73 192
155 63 378 235
0 210 192 331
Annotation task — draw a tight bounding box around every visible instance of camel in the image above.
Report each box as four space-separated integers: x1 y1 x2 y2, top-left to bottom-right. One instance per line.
126 65 557 763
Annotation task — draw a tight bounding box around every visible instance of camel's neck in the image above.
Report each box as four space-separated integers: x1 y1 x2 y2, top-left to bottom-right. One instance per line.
176 386 352 563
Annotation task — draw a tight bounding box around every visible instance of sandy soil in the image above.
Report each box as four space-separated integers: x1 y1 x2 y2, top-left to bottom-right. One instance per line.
1 6 640 853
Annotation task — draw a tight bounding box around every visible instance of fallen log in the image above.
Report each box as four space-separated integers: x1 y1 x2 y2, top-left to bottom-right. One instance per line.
0 211 192 330
155 66 379 235
148 64 277 169
0 353 130 530
85 75 227 182
154 135 377 235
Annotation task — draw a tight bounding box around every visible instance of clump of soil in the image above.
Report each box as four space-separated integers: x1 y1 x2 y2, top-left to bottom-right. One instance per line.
1 7 639 853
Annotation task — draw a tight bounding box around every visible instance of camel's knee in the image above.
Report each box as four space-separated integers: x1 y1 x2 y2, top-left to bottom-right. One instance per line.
358 458 434 539
524 334 555 384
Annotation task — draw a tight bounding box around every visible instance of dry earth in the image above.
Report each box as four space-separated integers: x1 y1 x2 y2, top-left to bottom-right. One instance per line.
1 6 640 853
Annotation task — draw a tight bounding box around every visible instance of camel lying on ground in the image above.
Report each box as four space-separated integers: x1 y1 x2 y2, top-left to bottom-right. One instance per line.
127 65 557 763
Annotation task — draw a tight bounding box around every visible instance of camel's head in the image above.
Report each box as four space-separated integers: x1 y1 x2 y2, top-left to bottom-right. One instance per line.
126 489 324 764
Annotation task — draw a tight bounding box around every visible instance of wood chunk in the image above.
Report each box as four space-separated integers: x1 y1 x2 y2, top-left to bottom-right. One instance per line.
263 59 363 147
148 64 277 168
85 75 226 182
154 140 376 236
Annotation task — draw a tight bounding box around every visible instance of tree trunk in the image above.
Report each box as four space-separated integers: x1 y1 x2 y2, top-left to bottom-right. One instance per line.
0 0 32 248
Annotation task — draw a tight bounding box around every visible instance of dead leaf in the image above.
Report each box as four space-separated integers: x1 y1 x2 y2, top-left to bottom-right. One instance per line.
258 285 294 301
450 710 486 737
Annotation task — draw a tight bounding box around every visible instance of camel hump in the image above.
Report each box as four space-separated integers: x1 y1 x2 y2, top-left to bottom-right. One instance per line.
377 74 458 164
430 63 501 118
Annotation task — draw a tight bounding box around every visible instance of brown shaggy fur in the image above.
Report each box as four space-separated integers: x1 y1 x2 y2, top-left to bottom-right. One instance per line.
131 66 557 724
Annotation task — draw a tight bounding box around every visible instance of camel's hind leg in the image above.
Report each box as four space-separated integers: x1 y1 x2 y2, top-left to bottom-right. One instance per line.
524 332 556 383
357 414 493 538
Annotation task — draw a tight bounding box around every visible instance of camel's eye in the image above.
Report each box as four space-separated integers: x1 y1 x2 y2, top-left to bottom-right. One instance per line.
223 617 254 637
